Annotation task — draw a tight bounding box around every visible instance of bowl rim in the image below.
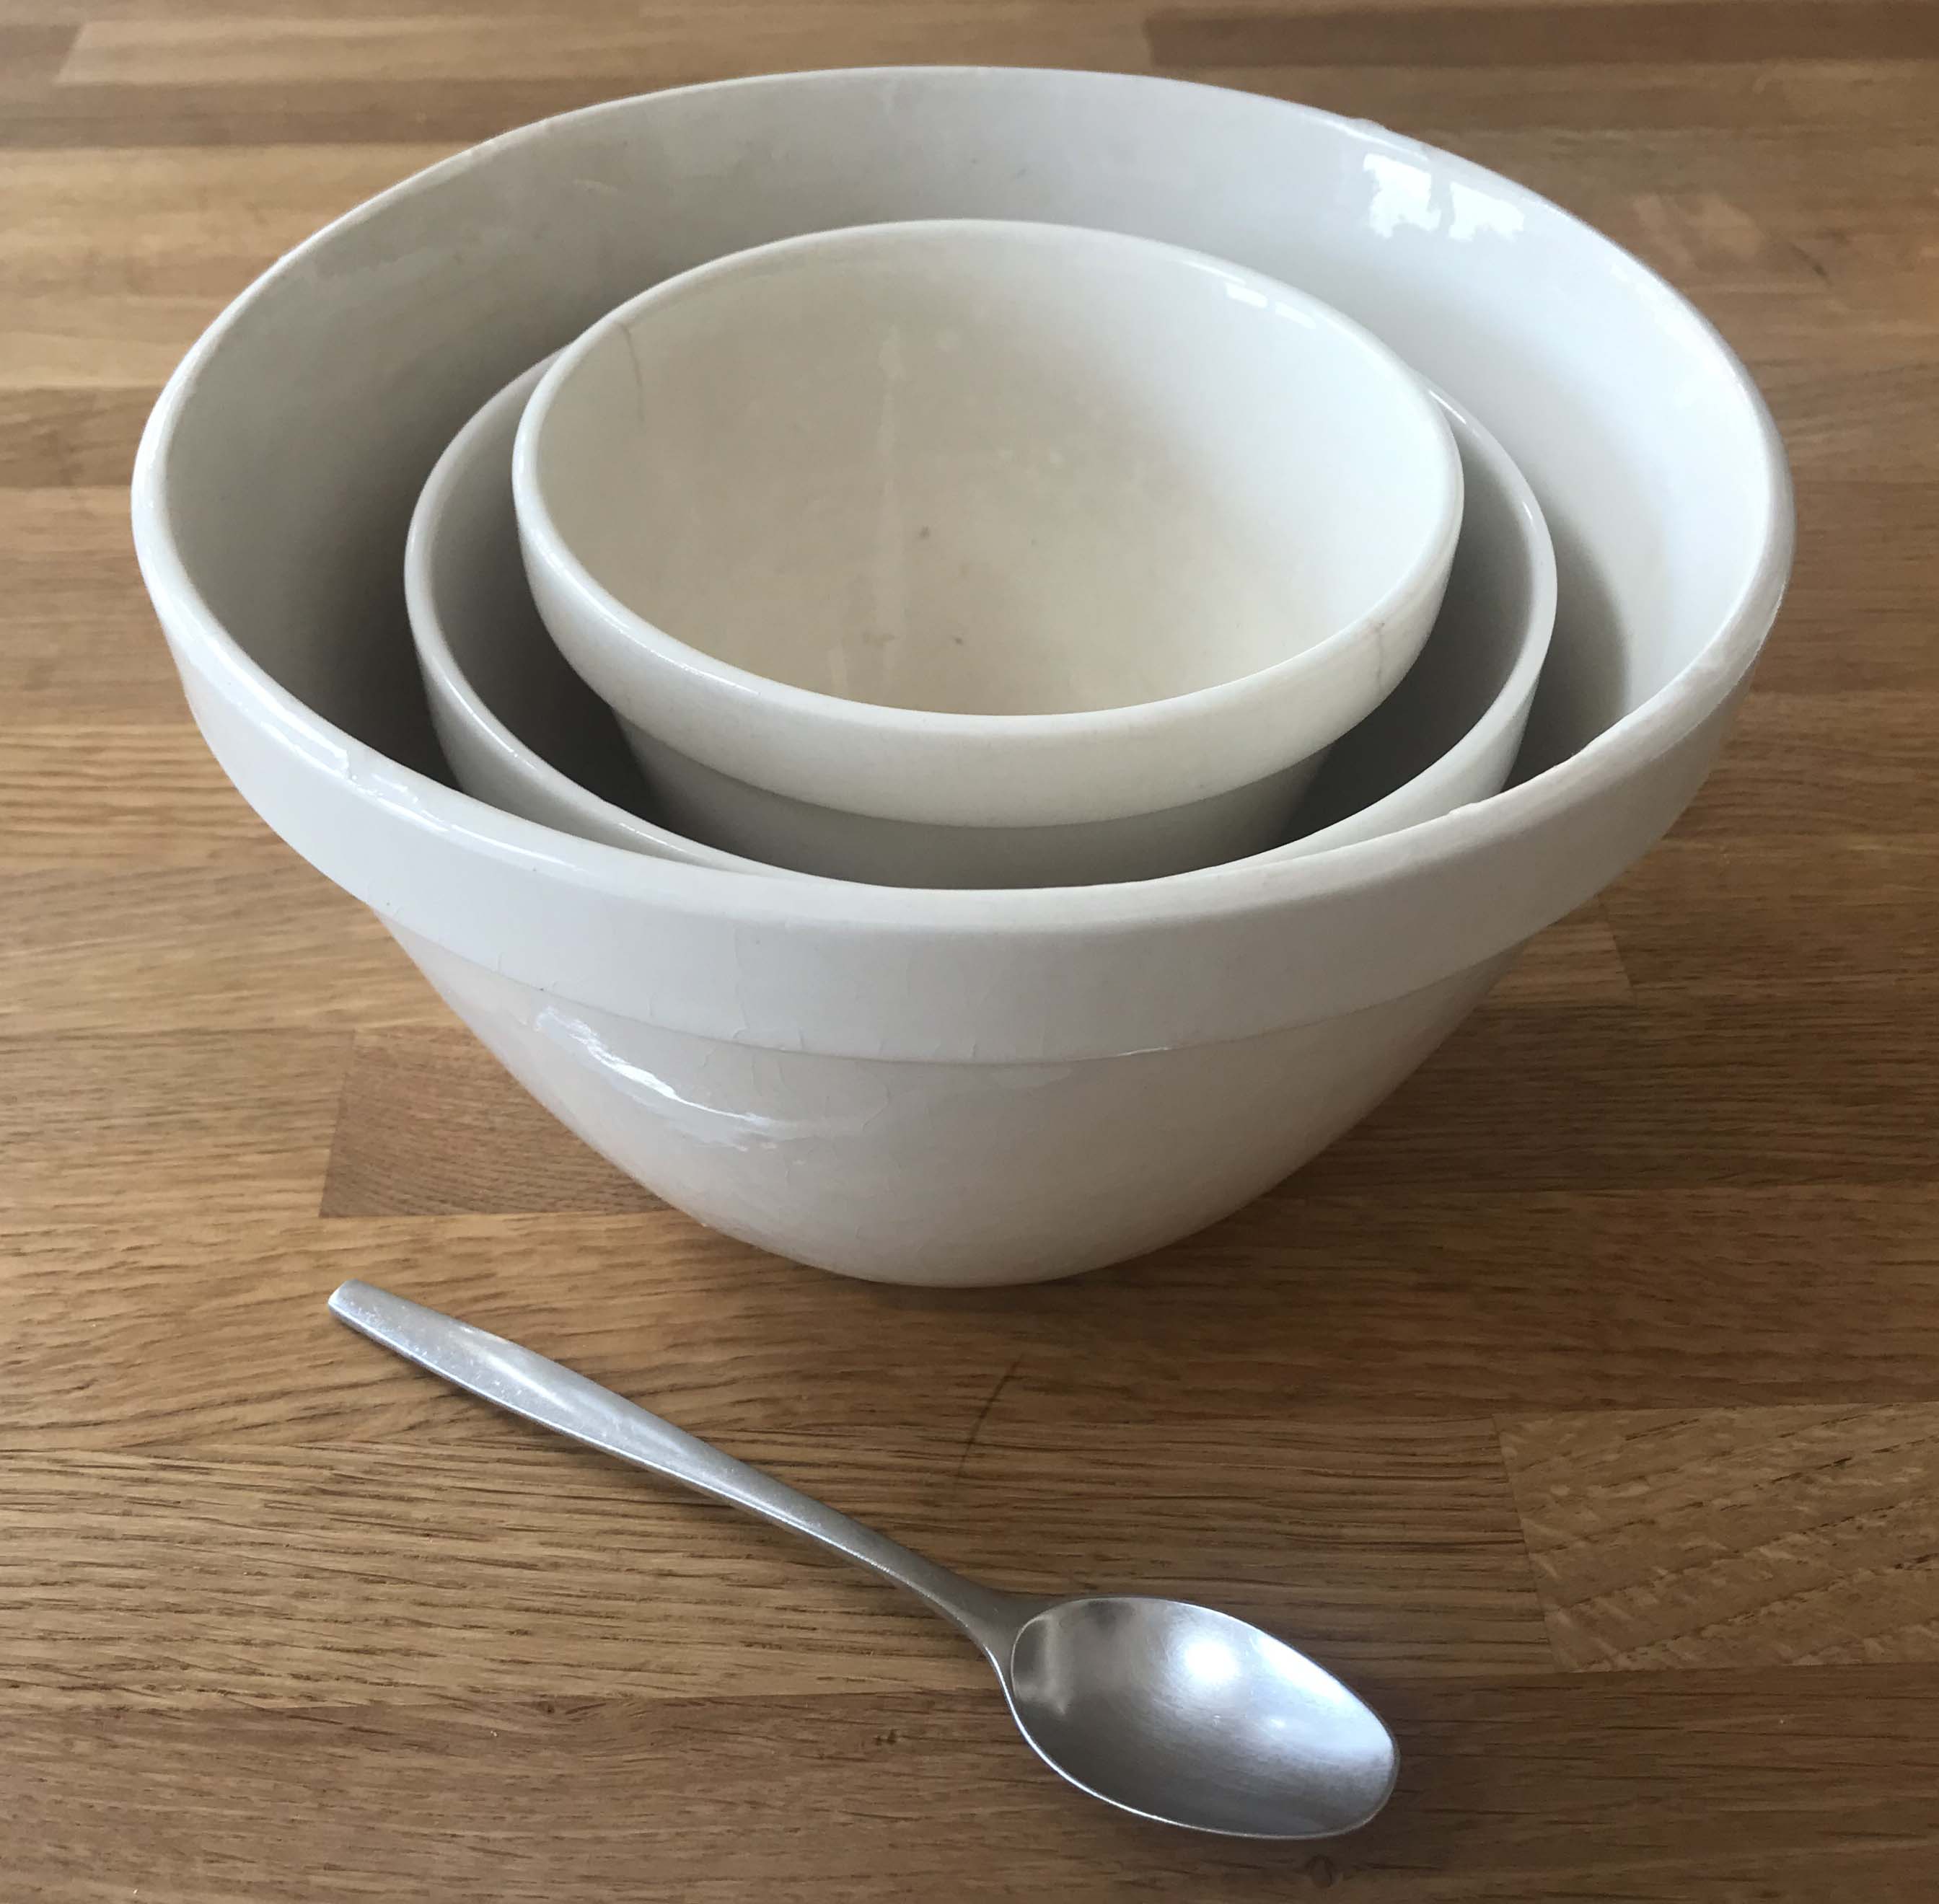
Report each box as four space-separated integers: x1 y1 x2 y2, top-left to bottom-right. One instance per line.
132 66 1793 944
511 216 1464 805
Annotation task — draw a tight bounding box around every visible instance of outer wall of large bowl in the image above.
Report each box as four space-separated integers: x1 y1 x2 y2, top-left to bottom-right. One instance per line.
397 925 1509 1285
168 655 1749 1065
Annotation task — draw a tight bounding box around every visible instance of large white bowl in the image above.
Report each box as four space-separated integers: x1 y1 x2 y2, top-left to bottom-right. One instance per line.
133 70 1790 1285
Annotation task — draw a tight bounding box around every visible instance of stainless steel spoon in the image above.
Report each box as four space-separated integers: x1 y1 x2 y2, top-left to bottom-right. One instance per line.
328 1281 1397 1838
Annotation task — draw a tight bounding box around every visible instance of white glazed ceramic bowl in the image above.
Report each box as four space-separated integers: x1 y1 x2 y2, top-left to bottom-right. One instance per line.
412 356 1549 878
515 219 1461 886
133 71 1789 1286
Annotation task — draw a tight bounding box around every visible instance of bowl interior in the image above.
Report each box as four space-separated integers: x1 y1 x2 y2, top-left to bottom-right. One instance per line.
524 217 1459 718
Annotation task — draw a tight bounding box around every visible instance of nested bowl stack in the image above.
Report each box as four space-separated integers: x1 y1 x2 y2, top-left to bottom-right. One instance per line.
133 69 1791 1285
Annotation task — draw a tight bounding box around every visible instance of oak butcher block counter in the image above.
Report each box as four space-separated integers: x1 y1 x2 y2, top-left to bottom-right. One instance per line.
4 0 1938 1898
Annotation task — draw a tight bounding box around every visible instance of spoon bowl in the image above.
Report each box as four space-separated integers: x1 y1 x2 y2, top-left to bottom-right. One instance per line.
1007 1595 1397 1838
329 1281 1397 1839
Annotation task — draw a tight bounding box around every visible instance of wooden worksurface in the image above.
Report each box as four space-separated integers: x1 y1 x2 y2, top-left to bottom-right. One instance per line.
5 1 1938 1897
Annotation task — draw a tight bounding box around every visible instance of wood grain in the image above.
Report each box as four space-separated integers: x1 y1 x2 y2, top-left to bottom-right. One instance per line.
0 1028 353 1221
0 145 458 292
60 4 1152 87
1173 58 1939 135
1667 692 1938 835
0 1424 1548 1708
0 291 224 386
9 1676 1939 1901
1503 1404 1939 1668
0 488 189 718
1756 480 1938 692
0 723 273 868
0 20 76 77
0 384 151 485
1147 1 1939 68
0 851 454 1033
11 1185 1939 1452
4 1 1938 1897
1604 838 1939 993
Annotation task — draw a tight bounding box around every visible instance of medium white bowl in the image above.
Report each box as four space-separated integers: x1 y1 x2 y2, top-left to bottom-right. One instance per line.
516 219 1461 886
412 357 1549 878
133 71 1789 1285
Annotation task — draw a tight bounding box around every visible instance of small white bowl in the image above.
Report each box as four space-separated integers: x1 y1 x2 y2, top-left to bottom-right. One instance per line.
412 358 1547 883
405 357 797 873
515 218 1462 887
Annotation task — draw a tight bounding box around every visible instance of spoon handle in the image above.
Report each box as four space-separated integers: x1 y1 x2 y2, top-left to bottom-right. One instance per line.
327 1281 1026 1652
